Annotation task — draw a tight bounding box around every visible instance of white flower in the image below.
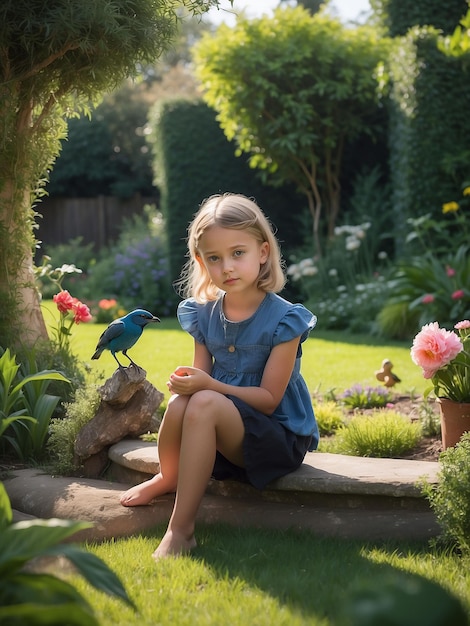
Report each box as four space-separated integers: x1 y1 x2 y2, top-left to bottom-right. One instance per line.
378 251 388 260
299 258 314 270
328 268 338 277
302 266 318 277
346 236 361 251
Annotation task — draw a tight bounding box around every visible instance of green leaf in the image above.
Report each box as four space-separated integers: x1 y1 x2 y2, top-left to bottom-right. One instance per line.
47 545 137 609
0 483 12 529
0 519 92 576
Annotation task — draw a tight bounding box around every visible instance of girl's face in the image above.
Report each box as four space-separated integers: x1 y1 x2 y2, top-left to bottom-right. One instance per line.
197 226 269 294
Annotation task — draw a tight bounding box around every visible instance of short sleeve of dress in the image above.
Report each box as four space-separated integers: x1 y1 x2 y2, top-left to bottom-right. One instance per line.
177 298 206 344
273 304 317 347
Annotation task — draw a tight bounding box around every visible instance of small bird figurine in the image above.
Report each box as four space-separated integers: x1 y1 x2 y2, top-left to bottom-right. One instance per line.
91 309 160 369
375 358 401 387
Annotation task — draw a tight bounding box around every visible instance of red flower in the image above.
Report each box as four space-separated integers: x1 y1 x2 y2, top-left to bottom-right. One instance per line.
452 289 465 300
422 294 434 304
53 290 75 313
72 300 92 324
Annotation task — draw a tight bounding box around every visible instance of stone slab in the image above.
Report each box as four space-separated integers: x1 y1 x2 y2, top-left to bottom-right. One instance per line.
108 441 440 497
3 469 439 542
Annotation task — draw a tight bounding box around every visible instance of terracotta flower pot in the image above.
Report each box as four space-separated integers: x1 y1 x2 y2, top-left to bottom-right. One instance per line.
437 398 470 449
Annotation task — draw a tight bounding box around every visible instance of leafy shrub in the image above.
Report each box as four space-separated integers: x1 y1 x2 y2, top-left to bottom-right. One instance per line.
0 348 70 462
336 411 422 458
86 209 177 316
0 484 135 625
341 384 393 410
47 384 101 475
313 401 345 436
423 432 470 554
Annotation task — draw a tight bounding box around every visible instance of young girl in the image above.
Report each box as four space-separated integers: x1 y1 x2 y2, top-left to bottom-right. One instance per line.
120 193 319 559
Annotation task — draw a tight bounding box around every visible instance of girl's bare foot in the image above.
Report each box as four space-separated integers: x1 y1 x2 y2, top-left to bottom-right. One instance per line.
120 475 173 507
152 529 197 560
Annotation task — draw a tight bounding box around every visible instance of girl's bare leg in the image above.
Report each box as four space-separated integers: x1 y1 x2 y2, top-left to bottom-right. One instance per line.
120 395 189 506
153 390 245 559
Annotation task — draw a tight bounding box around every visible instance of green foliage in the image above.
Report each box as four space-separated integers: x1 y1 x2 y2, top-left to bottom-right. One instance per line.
341 384 393 410
336 410 422 457
0 483 135 625
387 26 470 250
378 189 470 338
0 347 70 461
47 384 101 475
149 98 307 282
47 90 154 198
418 397 441 438
85 208 176 316
287 166 394 333
370 0 468 37
194 6 391 255
312 401 345 436
424 432 470 555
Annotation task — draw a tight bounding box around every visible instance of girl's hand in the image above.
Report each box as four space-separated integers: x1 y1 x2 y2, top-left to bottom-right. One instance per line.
167 366 213 395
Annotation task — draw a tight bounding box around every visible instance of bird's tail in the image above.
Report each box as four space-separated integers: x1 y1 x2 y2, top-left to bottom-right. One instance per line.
91 348 103 360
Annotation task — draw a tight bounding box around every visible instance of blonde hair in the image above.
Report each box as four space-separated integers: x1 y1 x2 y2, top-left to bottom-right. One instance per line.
177 193 286 302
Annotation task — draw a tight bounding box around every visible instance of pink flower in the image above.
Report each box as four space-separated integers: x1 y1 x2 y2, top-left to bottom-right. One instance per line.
452 289 465 300
422 294 434 304
72 301 92 324
411 322 463 378
53 290 75 313
455 320 470 330
99 298 117 310
446 266 456 277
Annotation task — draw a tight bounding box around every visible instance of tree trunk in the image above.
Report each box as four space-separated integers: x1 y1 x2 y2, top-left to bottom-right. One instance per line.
0 183 48 348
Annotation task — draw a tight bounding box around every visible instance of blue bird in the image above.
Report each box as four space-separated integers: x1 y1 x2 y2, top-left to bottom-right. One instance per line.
91 309 160 369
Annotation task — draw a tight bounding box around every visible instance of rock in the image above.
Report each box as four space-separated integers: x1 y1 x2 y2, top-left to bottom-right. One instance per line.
74 367 164 462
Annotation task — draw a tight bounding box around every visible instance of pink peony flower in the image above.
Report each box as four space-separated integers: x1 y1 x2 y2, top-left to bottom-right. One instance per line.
411 322 463 378
446 266 456 277
53 290 75 313
455 320 470 330
422 294 434 304
72 300 92 324
451 289 465 300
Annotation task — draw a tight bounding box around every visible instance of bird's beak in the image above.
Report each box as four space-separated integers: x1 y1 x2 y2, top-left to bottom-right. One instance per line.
152 316 161 323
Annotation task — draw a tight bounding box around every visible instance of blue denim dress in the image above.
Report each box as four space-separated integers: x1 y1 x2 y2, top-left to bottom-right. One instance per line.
177 292 319 488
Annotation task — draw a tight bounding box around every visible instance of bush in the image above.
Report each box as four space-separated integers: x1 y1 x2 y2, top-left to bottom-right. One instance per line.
0 347 70 462
85 208 177 316
341 384 393 410
424 432 470 554
47 384 101 475
313 401 345 436
336 410 422 458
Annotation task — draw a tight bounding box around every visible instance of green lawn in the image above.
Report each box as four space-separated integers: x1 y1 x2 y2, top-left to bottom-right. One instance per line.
42 300 428 402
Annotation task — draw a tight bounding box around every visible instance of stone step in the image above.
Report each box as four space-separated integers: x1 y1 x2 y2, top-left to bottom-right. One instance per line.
107 440 440 511
3 468 440 543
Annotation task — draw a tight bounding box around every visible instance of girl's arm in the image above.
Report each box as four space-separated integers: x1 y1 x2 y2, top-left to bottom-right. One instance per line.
168 337 300 415
193 340 213 373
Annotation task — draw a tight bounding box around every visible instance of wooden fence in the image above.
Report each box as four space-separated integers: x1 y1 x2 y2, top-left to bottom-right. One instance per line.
35 194 156 253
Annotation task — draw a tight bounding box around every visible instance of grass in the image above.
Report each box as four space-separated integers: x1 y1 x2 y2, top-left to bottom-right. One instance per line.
68 526 470 626
41 302 466 625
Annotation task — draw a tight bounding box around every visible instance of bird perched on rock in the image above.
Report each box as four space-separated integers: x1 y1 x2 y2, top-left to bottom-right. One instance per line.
91 309 160 369
375 359 401 387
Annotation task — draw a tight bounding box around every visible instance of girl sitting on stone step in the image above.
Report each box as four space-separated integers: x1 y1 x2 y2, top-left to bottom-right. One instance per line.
120 192 319 559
